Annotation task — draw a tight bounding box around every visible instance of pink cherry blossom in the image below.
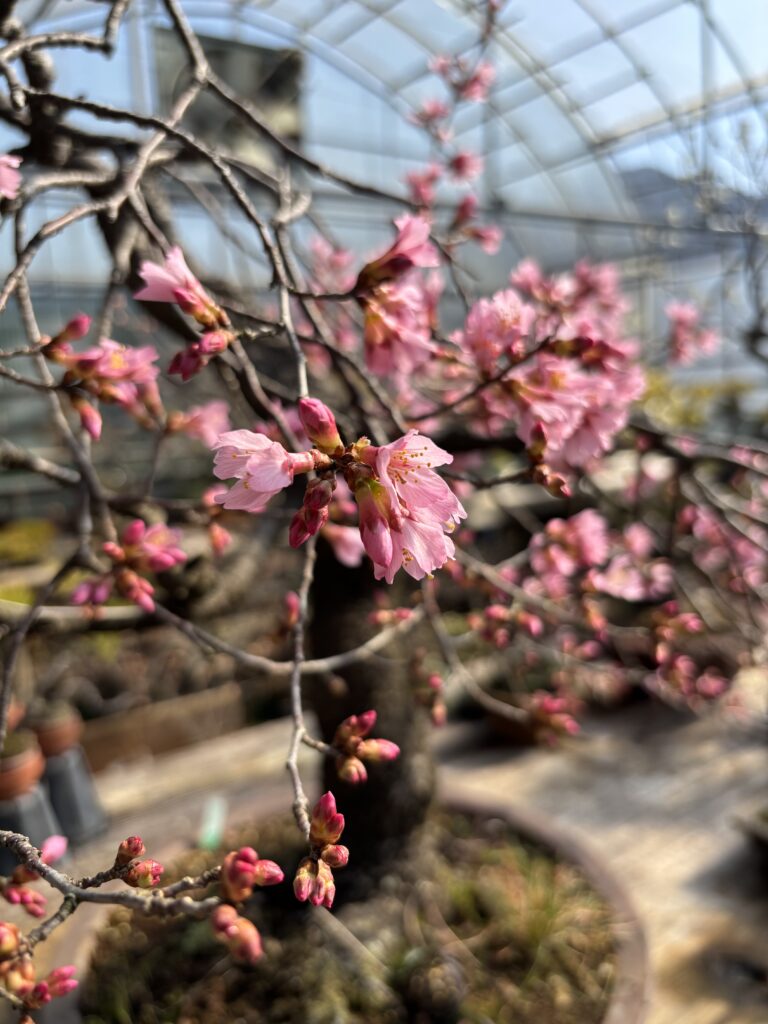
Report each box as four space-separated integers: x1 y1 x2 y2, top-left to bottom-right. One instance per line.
355 214 438 292
665 301 719 364
170 400 231 447
447 149 483 181
212 430 316 513
322 524 366 567
355 431 466 582
0 154 21 200
361 277 434 376
135 247 228 329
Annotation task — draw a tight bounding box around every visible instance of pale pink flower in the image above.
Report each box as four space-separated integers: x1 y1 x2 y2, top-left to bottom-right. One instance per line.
355 214 438 292
665 301 719 364
322 524 366 567
408 98 451 128
135 247 227 329
457 289 535 374
170 400 231 447
460 61 495 102
355 431 466 582
40 835 68 865
361 277 434 376
212 430 315 513
447 149 483 181
0 154 21 200
406 164 442 206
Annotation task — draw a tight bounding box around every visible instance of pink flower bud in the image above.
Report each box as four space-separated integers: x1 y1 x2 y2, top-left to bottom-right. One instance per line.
71 396 102 440
252 859 284 887
283 591 300 630
211 905 262 963
221 847 258 903
292 857 315 903
337 755 368 784
288 506 329 548
297 398 343 454
45 965 78 997
169 344 205 380
208 521 232 557
4 885 46 918
40 835 67 865
357 738 400 763
320 844 349 869
54 313 91 344
124 858 163 888
116 836 145 865
310 792 345 847
0 922 20 958
303 476 336 512
198 329 232 355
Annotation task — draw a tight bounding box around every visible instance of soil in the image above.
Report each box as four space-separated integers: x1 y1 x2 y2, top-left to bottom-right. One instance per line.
80 811 616 1024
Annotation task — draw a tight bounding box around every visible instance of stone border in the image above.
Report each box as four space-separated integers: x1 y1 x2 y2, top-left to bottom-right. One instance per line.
442 783 651 1024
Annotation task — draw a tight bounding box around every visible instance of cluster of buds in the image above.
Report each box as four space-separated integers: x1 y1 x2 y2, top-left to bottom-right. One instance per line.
468 603 545 648
43 314 162 439
526 424 572 498
331 711 400 784
211 905 262 964
651 601 704 663
115 836 163 889
288 399 344 547
134 247 234 380
1 836 67 919
199 485 233 558
447 194 502 254
220 847 284 903
409 649 446 726
0 925 77 1010
293 793 349 909
72 518 187 615
526 691 581 744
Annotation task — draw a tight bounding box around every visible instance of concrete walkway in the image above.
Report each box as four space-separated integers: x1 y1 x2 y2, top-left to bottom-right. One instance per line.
15 705 768 1023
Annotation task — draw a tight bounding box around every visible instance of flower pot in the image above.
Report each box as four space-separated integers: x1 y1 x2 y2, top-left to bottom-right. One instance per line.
0 730 45 801
43 746 107 846
27 703 84 759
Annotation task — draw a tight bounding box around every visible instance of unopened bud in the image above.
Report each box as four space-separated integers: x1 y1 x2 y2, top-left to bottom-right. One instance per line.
337 755 367 784
211 905 262 963
357 738 400 763
309 792 345 847
297 398 343 454
320 844 349 869
124 858 163 888
303 476 336 511
116 836 145 866
0 922 20 959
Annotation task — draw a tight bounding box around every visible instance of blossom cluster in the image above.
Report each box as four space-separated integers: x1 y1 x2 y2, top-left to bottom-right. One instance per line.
293 793 349 909
331 710 400 784
72 518 187 613
213 397 465 583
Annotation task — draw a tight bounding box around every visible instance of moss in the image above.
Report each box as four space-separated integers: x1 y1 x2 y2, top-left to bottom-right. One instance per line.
0 519 56 564
82 812 615 1024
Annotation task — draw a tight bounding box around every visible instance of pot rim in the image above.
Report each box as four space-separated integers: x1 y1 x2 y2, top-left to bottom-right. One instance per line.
439 784 650 1024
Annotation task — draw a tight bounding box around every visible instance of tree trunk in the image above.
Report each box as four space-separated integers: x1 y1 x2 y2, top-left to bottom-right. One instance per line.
307 539 434 896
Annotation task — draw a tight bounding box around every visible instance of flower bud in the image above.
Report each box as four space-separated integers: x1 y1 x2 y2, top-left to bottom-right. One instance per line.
292 857 315 903
357 738 400 763
320 844 349 869
124 858 163 888
252 859 284 887
40 835 67 865
3 885 46 918
53 313 91 344
70 396 102 440
45 965 78 997
288 506 329 548
221 847 258 903
309 792 345 847
336 755 367 784
1 955 35 997
116 836 145 866
297 398 343 454
0 922 20 959
208 522 232 557
211 905 262 963
283 591 300 629
303 476 336 511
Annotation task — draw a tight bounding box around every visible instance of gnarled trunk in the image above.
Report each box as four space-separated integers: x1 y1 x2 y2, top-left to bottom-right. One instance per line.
307 539 434 894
